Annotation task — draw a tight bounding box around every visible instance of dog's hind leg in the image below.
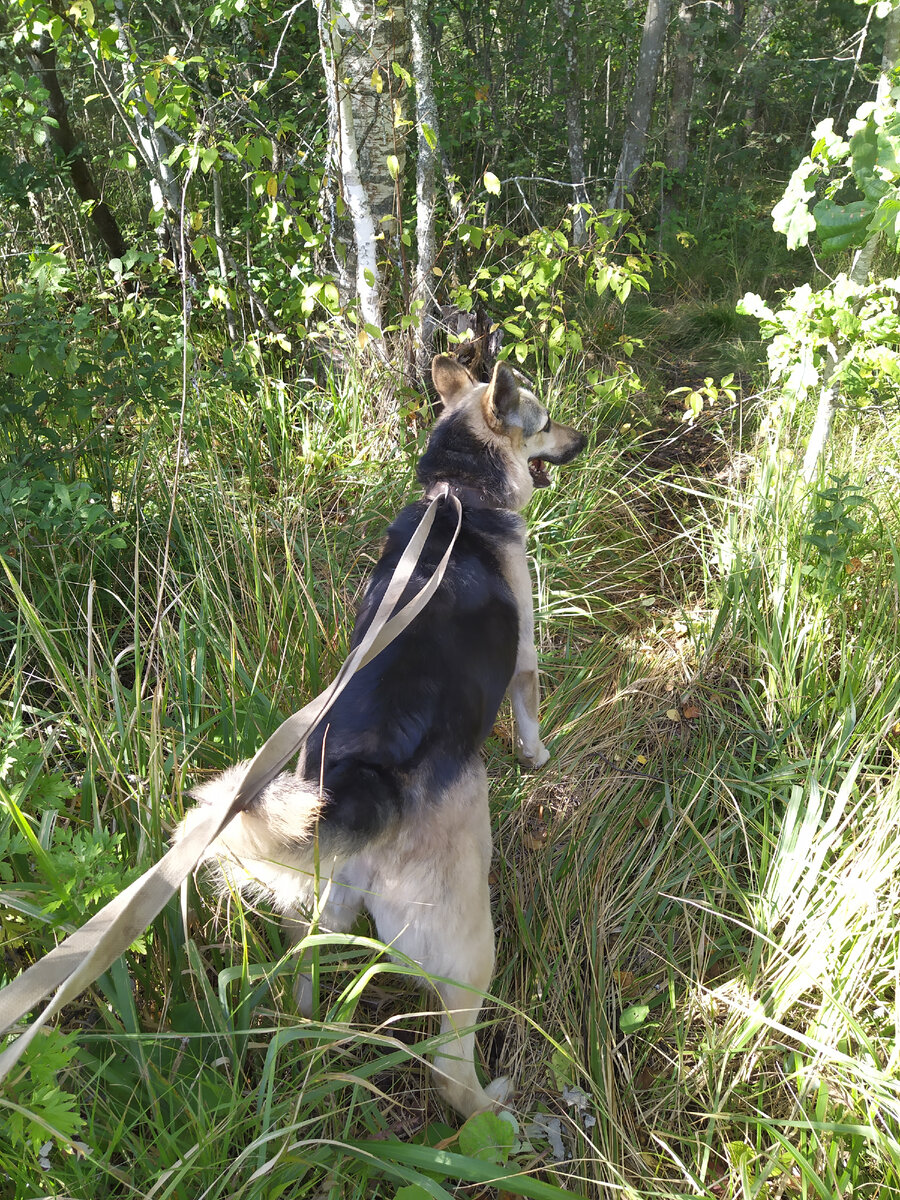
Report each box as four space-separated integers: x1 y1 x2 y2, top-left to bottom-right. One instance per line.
282 864 366 1016
366 766 511 1118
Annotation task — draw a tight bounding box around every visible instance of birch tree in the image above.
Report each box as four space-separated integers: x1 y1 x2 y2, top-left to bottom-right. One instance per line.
316 0 407 334
608 0 671 210
408 0 441 373
110 1 184 261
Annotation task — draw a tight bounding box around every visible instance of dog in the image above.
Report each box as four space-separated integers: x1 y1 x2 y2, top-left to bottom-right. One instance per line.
178 354 586 1118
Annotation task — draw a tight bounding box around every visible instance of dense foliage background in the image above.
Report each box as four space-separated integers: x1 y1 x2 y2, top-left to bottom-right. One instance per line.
4 0 900 1196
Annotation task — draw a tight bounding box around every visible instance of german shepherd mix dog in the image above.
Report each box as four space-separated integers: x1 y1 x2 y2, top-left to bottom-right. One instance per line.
179 355 586 1118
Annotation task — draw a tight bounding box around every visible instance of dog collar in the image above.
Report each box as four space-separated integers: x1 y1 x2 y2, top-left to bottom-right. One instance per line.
424 481 500 510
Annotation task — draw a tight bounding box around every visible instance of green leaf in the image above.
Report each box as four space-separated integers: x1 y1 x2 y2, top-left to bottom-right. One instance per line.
392 62 414 87
813 198 874 253
593 264 610 296
387 154 401 180
737 291 775 321
619 1003 650 1033
772 160 818 249
421 122 437 150
458 1111 514 1165
322 282 340 311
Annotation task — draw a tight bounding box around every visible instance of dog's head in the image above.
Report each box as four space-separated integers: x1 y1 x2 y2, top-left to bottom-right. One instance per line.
428 354 586 510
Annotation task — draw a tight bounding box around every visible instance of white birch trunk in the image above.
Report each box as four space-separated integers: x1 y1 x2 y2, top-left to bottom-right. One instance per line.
608 0 671 211
112 0 183 252
317 0 408 334
408 0 440 372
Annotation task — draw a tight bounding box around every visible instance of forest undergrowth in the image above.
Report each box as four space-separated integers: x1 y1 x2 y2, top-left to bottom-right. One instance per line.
4 275 900 1199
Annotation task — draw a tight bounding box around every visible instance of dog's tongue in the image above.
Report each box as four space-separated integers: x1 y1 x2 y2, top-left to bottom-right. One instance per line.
529 458 551 488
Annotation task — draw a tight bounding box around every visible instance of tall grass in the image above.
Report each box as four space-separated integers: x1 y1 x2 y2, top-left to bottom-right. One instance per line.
3 350 900 1197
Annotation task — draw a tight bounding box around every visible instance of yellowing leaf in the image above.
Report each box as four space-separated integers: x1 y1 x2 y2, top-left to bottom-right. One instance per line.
265 175 278 198
682 705 701 720
371 66 383 94
614 969 636 993
386 154 400 181
635 755 648 765
68 0 95 26
483 170 501 195
666 708 681 721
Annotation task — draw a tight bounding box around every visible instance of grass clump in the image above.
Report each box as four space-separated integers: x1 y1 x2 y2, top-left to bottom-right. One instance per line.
3 341 900 1198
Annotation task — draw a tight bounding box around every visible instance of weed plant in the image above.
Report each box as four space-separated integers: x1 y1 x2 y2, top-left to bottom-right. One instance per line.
3 340 900 1197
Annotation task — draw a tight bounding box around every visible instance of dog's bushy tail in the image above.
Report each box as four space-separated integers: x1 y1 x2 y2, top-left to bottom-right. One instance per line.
176 762 325 911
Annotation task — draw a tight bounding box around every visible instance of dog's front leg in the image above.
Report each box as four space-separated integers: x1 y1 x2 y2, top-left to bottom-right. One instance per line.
509 643 549 769
506 549 549 769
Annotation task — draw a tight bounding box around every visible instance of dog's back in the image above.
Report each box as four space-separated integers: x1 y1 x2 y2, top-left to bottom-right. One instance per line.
301 499 521 845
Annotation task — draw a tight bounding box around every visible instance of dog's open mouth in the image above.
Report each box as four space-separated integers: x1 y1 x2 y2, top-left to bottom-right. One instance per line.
529 457 551 488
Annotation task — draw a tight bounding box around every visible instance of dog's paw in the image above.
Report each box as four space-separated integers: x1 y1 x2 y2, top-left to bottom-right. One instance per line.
484 1075 514 1109
516 741 550 770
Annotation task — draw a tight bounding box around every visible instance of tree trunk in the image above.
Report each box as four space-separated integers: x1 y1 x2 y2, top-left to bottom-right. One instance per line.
608 0 670 210
663 0 695 197
25 35 129 263
556 0 589 245
111 0 184 260
316 0 407 334
408 0 442 375
211 169 238 343
741 0 775 144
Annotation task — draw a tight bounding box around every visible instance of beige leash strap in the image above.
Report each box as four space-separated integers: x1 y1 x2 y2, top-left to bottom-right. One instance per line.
0 491 462 1083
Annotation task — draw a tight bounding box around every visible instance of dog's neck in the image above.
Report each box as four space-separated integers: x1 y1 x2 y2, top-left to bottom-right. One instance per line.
423 480 503 510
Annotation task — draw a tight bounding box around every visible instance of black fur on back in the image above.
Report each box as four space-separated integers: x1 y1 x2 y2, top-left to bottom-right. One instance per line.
299 493 521 847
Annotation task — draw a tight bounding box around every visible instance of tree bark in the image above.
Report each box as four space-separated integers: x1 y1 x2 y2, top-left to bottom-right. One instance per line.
408 0 440 374
741 0 775 144
111 0 184 259
316 0 407 334
25 35 129 262
211 168 238 343
664 1 695 181
556 0 589 244
608 0 671 210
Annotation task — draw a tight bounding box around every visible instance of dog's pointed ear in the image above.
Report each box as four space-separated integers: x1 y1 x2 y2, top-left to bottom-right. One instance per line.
431 354 474 410
483 362 520 428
